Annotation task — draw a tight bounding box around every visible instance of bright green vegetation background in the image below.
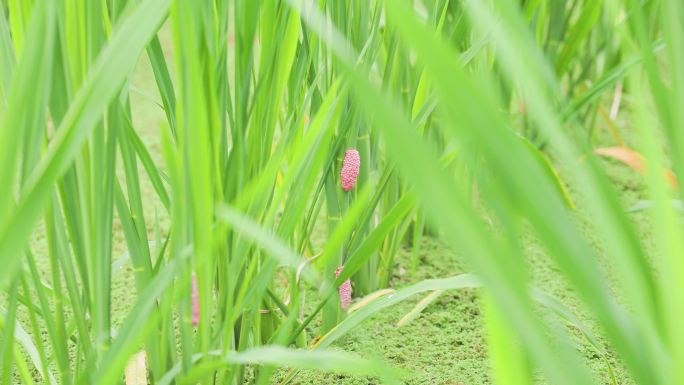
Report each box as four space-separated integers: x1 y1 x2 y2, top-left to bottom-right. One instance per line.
110 41 492 384
3 1 683 384
104 33 645 384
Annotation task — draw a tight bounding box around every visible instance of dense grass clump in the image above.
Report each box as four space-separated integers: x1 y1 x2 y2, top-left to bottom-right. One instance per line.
1 1 684 384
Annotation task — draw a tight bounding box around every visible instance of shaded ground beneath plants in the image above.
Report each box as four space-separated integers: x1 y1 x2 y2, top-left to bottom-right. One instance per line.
282 231 635 385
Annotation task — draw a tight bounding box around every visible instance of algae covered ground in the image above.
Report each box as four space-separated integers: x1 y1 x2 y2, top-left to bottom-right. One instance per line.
280 237 488 385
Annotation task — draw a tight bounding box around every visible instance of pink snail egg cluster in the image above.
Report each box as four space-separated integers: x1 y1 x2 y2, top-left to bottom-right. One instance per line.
335 266 353 309
340 149 360 192
191 273 200 326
